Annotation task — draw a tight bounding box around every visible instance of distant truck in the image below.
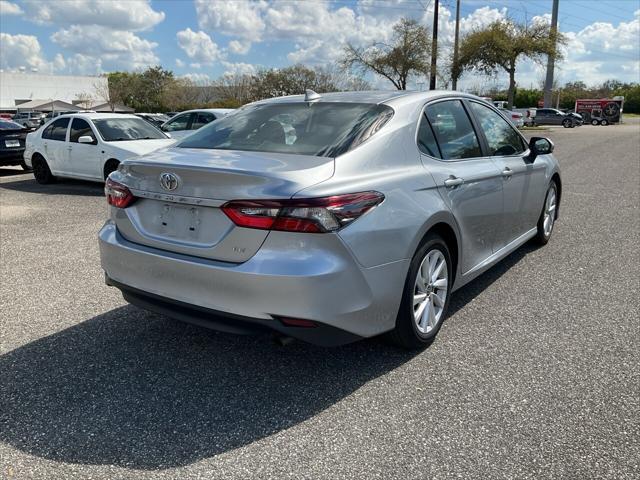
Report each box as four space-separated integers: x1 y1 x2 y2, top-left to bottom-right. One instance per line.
575 98 624 125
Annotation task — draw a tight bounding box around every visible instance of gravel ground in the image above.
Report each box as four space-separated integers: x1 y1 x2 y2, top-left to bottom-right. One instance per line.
1 121 638 479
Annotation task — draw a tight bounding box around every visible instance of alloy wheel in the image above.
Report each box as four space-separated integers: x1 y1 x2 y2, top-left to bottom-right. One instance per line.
413 249 448 334
543 185 557 237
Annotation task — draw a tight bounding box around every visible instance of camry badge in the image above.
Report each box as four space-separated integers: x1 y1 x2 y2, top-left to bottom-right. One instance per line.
159 172 179 191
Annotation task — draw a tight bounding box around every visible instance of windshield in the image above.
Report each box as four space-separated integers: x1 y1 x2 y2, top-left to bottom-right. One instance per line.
0 120 23 130
93 118 167 141
177 102 394 157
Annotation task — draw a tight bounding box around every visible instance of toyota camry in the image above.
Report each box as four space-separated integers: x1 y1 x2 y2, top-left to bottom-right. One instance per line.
99 90 561 348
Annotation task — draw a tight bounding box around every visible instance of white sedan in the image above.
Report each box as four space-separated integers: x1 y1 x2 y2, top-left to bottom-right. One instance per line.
24 113 175 184
160 108 234 140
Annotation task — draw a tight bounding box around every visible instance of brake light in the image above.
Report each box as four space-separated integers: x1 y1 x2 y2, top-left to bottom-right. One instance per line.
222 191 384 233
105 178 135 208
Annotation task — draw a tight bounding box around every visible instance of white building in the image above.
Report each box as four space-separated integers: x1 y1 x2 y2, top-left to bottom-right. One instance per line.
0 72 108 111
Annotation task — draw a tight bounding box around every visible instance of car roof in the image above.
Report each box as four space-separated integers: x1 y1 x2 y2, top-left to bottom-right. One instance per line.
176 108 235 115
57 112 141 121
250 90 480 108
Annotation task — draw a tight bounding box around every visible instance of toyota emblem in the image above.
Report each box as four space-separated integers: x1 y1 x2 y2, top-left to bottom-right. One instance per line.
159 172 179 191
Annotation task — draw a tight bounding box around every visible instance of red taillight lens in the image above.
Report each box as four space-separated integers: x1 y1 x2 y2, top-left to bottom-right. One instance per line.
105 178 135 208
221 191 384 233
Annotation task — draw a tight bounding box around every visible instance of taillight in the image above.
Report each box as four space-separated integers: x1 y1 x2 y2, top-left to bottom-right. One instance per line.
105 178 135 208
222 191 384 233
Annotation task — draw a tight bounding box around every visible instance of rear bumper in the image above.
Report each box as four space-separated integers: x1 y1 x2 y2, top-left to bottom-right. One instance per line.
98 221 408 344
0 148 25 165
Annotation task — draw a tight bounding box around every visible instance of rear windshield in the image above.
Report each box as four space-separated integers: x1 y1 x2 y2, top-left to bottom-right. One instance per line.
93 118 167 141
177 102 394 157
0 120 23 130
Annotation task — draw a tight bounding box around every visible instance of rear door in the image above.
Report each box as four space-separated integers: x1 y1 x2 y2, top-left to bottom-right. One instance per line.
420 99 504 274
467 100 546 248
67 117 102 179
41 117 70 173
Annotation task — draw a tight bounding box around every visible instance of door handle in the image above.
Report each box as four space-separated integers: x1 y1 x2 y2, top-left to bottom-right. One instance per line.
67 146 73 151
444 176 464 188
502 167 513 178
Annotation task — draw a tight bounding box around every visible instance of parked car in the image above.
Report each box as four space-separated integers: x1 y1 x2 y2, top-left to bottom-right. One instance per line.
532 108 582 128
99 91 561 348
160 108 234 139
0 119 30 170
136 113 171 128
12 111 46 129
498 108 524 128
0 113 14 120
24 113 175 184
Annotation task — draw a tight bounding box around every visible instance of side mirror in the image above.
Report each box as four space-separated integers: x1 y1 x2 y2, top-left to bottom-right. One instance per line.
78 135 96 144
526 137 554 162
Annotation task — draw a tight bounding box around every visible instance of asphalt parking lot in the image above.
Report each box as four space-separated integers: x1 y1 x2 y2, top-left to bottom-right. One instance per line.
1 121 638 479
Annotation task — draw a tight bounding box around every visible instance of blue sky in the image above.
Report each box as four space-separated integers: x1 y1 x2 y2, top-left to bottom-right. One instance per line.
1 0 639 89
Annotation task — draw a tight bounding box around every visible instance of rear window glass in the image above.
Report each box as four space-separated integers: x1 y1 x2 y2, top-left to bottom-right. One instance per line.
177 102 394 157
0 120 22 130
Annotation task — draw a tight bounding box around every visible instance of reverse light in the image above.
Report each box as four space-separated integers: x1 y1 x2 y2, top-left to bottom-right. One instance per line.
222 191 385 233
105 178 135 208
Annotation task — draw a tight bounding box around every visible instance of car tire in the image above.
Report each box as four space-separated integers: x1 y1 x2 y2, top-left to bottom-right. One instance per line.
388 234 452 349
562 119 571 128
103 159 120 180
534 182 558 245
600 119 608 126
32 156 56 184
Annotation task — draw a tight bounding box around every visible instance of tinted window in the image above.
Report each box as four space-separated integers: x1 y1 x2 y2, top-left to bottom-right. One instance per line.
42 118 70 141
192 112 215 130
69 118 95 142
93 118 166 141
178 102 394 157
425 100 481 160
417 113 441 158
163 113 192 131
469 102 526 156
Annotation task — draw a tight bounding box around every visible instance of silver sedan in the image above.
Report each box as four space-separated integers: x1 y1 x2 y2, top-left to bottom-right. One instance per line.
99 90 561 348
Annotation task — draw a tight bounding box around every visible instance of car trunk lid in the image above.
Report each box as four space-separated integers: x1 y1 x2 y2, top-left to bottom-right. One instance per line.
112 147 334 262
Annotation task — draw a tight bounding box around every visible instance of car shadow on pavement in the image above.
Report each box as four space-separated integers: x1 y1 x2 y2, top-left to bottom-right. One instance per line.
0 242 540 470
0 305 418 470
0 167 30 177
0 177 104 196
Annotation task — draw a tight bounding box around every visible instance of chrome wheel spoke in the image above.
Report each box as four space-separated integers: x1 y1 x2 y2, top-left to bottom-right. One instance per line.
427 297 436 327
431 259 445 283
414 292 427 305
433 278 447 289
432 291 445 308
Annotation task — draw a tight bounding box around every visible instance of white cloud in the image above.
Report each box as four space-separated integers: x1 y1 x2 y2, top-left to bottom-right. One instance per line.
51 26 159 71
181 72 211 85
195 0 266 40
176 28 221 65
228 40 251 55
176 58 185 68
21 0 164 31
0 33 56 73
0 0 22 15
221 61 257 77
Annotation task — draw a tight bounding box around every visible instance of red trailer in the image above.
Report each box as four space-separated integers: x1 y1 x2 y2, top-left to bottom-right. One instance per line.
575 98 624 125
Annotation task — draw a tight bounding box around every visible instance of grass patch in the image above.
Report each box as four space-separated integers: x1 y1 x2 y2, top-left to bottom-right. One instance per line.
623 113 640 118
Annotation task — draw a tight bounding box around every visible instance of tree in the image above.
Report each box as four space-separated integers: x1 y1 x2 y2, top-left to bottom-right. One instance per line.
74 92 93 110
458 19 566 108
94 73 130 112
340 17 431 90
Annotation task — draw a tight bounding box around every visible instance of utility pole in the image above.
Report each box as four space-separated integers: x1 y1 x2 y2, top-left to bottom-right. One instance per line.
452 0 461 90
543 0 559 107
429 0 439 90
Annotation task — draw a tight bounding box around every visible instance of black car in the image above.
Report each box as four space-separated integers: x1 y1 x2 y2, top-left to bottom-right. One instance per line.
533 108 583 128
0 120 30 170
